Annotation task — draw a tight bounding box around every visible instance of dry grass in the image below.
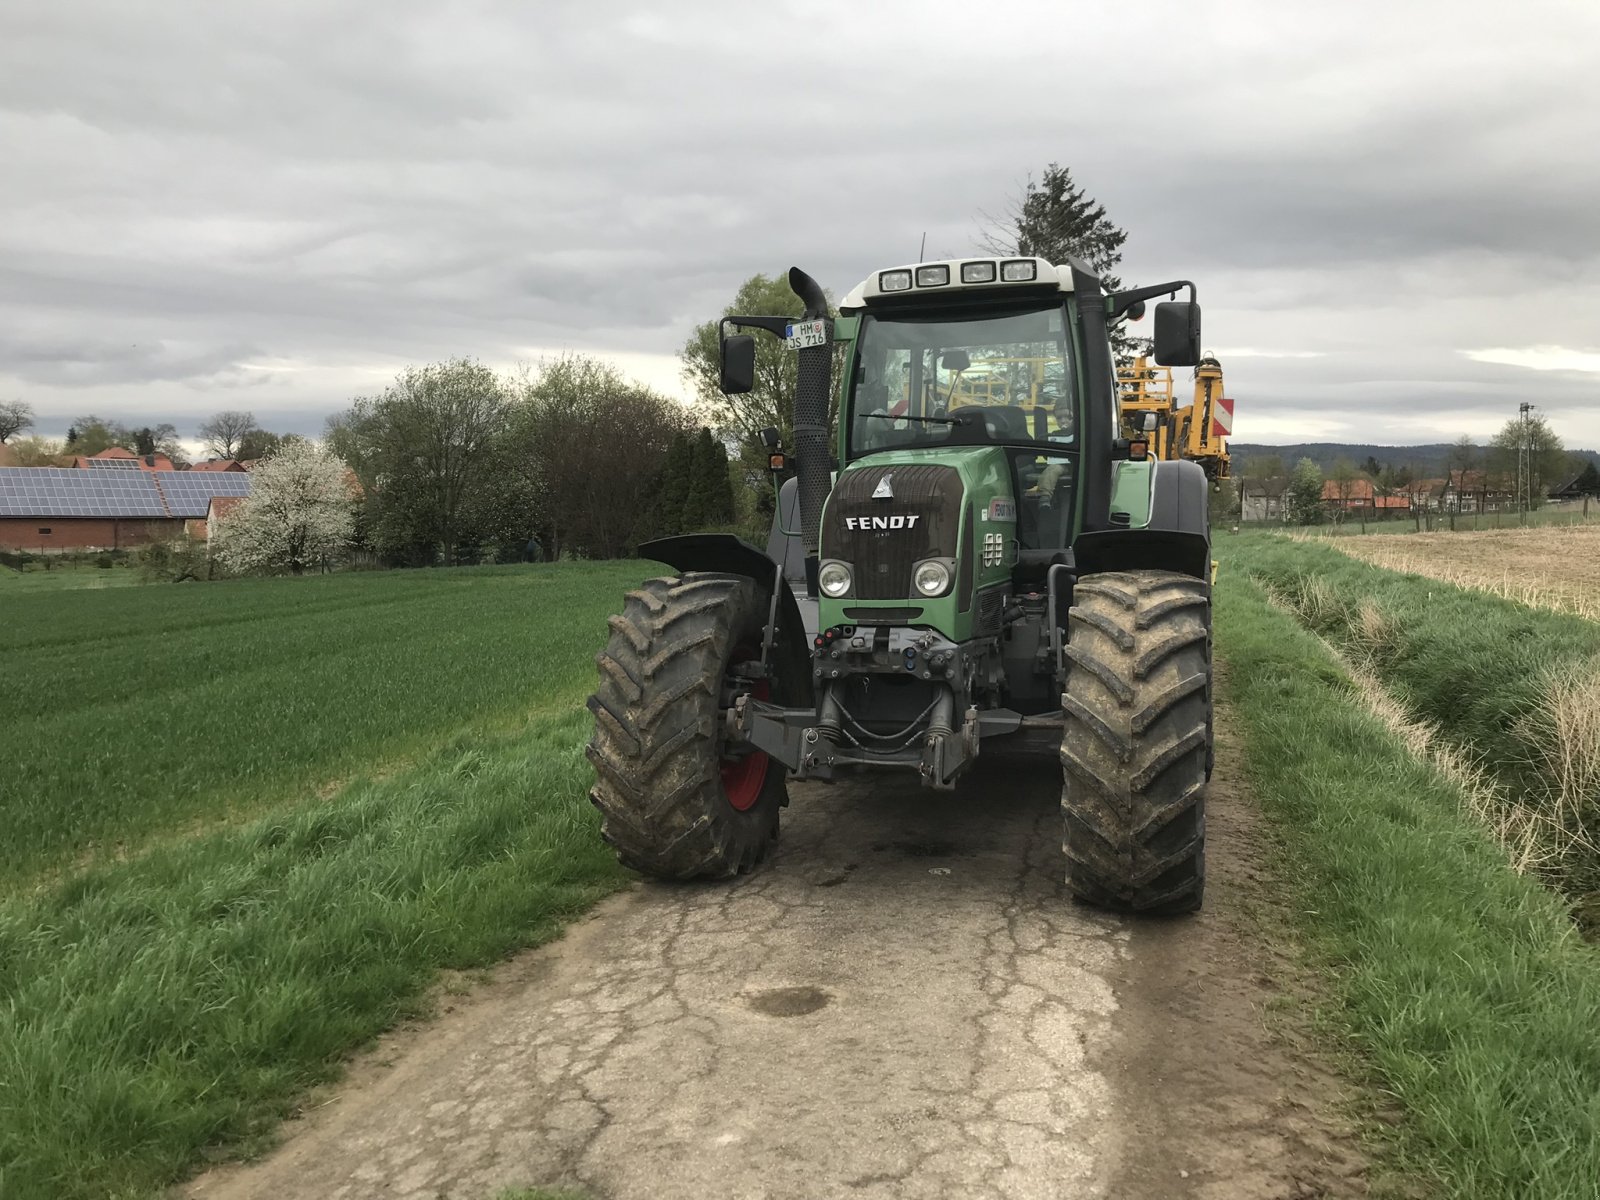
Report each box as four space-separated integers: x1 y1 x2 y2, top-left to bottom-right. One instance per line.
1263 586 1559 872
1321 526 1600 622
1517 657 1600 873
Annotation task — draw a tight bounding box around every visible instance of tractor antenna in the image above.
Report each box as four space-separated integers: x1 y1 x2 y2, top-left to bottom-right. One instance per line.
919 231 926 261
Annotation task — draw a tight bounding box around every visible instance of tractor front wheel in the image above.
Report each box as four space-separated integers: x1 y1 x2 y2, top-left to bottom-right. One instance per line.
1060 569 1210 914
586 573 785 879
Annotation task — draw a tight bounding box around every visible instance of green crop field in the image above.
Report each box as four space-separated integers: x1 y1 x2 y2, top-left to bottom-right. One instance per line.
0 562 649 1199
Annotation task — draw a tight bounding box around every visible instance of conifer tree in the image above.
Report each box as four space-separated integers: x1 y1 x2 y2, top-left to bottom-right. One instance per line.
656 430 693 535
681 427 717 531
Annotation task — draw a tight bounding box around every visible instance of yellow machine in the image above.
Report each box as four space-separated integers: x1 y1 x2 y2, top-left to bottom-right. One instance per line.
1117 354 1232 482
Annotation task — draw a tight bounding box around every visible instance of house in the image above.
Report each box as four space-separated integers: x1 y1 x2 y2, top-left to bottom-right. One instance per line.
189 459 248 473
0 467 251 551
1239 476 1287 521
1319 478 1411 514
1548 465 1600 502
69 447 179 471
1437 470 1515 513
187 494 246 541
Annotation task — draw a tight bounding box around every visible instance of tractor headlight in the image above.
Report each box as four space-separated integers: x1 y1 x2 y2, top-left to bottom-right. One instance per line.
818 561 853 598
878 269 913 292
1000 259 1038 282
913 560 952 597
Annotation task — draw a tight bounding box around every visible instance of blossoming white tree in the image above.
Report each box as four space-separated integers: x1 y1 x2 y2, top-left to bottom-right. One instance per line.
212 440 354 575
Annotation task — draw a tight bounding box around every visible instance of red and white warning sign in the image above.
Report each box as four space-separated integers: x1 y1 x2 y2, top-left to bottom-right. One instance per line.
1212 397 1235 439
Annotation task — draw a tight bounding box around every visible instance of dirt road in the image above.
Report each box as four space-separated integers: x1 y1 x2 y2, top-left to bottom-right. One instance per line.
189 715 1367 1200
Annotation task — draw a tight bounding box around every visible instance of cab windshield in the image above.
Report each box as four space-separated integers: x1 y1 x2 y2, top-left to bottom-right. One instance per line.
847 305 1074 459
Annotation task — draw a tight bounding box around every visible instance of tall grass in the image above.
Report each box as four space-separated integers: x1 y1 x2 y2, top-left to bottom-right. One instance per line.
1217 572 1600 1199
0 712 624 1200
0 562 643 885
1220 534 1600 905
0 561 670 1195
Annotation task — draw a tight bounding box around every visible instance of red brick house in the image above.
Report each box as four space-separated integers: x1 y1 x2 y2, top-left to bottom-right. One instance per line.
0 467 251 551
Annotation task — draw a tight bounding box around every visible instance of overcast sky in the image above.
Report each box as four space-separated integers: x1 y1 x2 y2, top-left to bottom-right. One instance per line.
4 0 1599 452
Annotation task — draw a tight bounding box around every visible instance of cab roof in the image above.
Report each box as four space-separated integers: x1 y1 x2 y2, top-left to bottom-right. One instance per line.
839 256 1090 314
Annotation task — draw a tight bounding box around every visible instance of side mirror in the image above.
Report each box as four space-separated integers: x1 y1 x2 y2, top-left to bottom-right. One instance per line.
719 334 756 394
1153 301 1201 367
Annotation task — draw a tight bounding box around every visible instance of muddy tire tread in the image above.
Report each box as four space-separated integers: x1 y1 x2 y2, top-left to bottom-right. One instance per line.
586 573 783 880
1061 569 1210 914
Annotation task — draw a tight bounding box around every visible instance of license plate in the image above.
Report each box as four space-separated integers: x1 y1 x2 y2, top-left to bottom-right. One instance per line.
785 319 827 350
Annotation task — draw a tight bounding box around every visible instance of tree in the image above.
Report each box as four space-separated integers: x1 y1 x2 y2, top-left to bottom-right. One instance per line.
680 427 735 532
199 410 260 460
1286 458 1325 525
7 436 68 466
0 400 33 442
237 428 284 461
1444 436 1478 513
983 163 1136 359
1488 412 1565 510
328 359 512 565
211 441 354 576
1360 454 1382 477
655 430 694 536
989 163 1127 288
64 416 133 456
511 355 694 560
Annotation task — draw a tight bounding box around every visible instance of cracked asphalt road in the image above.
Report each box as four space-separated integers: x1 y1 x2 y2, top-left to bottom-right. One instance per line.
188 714 1368 1200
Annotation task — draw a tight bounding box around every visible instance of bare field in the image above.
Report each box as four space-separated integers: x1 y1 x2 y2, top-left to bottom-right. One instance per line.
1324 525 1600 621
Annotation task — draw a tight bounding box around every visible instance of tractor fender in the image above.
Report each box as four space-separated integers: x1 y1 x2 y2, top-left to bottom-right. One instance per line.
1075 460 1211 580
637 534 814 706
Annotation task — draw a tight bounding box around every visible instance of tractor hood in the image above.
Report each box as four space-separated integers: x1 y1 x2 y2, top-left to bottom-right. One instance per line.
816 447 1016 643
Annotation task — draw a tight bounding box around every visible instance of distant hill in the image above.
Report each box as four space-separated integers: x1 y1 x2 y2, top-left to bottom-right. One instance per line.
1230 442 1600 477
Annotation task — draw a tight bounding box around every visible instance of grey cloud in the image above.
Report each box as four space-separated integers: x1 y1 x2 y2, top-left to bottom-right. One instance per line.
4 0 1600 447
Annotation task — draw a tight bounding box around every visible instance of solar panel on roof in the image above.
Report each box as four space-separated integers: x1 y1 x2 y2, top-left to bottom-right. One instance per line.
0 468 169 517
86 458 144 469
149 472 253 517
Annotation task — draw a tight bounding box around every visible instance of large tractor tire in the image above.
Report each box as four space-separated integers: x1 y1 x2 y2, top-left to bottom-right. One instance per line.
1060 569 1210 914
586 572 786 879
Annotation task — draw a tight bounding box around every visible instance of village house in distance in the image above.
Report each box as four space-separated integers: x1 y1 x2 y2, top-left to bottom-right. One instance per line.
0 447 253 552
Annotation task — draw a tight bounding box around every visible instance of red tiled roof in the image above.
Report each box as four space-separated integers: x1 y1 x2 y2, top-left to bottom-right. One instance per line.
1321 478 1376 502
71 449 177 471
189 459 245 472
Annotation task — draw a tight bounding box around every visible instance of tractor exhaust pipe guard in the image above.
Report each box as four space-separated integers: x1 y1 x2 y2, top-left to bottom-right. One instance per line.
788 266 832 589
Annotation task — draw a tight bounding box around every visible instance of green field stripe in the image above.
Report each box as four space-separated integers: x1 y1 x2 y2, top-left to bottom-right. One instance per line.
1217 571 1600 1199
0 561 644 884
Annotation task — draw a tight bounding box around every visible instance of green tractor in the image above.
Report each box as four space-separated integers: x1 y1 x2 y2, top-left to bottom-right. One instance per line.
587 256 1213 913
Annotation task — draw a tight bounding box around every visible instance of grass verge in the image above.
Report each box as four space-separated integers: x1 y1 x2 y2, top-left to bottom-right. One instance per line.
0 709 626 1200
1218 533 1600 905
1216 570 1600 1198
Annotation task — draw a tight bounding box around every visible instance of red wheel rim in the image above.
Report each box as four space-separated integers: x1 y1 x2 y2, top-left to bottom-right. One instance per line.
720 678 770 812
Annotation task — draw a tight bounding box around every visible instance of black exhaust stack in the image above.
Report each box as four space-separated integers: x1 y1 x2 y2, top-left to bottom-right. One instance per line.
788 266 832 595
1071 263 1114 533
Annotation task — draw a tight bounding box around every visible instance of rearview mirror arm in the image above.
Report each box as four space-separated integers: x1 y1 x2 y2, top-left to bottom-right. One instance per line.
1107 280 1196 320
720 315 794 341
